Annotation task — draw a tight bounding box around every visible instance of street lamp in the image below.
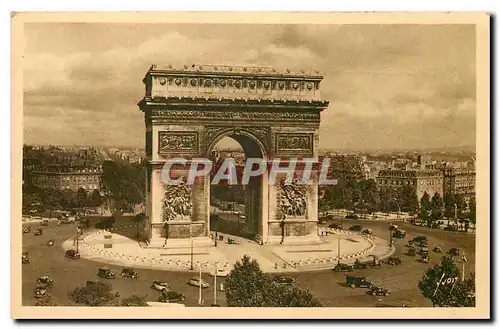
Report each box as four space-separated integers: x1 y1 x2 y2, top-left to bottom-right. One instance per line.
190 222 194 271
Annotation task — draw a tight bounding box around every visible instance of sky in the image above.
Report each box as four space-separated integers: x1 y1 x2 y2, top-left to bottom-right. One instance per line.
23 23 476 150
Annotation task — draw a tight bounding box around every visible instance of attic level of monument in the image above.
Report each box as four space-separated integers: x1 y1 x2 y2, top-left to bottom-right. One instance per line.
139 63 329 110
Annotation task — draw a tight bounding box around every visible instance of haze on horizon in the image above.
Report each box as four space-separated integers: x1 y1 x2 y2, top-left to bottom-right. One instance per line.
23 23 476 150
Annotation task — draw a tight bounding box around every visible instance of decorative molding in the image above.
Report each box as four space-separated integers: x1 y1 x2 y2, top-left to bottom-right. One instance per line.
162 182 192 222
202 126 271 155
158 131 199 154
150 109 320 121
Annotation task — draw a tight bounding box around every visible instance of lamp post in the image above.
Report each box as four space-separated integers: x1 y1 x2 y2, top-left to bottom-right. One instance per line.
190 222 194 271
337 221 342 265
213 262 218 306
76 228 80 253
198 263 203 306
461 253 468 282
454 203 458 228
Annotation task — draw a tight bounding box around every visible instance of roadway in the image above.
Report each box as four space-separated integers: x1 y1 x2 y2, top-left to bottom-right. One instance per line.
22 217 475 307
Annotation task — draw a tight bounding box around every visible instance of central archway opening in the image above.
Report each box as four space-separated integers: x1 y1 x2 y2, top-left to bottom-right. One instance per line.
208 133 264 242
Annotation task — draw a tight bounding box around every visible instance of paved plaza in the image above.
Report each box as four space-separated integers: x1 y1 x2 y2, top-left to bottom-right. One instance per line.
63 226 394 273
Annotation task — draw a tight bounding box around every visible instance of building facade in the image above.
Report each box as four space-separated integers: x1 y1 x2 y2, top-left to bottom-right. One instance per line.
32 164 102 192
377 169 444 201
443 167 476 203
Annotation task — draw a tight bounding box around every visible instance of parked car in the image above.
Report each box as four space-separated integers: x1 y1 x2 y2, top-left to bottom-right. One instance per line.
209 268 230 277
333 263 355 272
345 214 359 220
121 268 140 278
34 286 48 299
36 276 54 286
354 259 371 269
413 236 427 243
22 252 29 264
362 229 373 235
41 219 49 226
433 246 443 253
368 286 390 297
385 256 403 266
22 226 31 234
158 291 186 303
188 277 210 288
349 225 363 232
65 249 80 259
47 239 55 246
392 229 406 238
346 275 373 288
448 248 461 256
97 268 116 279
407 247 416 256
444 226 458 232
151 281 171 292
34 228 43 236
271 275 295 286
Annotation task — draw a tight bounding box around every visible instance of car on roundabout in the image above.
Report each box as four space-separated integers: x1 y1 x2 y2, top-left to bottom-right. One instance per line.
448 248 461 256
368 286 390 297
362 228 373 235
209 268 230 277
354 259 371 269
22 252 29 264
121 268 140 278
22 226 31 234
345 275 373 288
41 219 49 226
97 268 116 279
407 246 417 256
65 249 80 259
420 255 429 263
36 276 54 286
34 228 43 236
47 239 55 246
345 214 359 220
433 246 443 253
151 281 171 292
385 256 403 266
271 275 295 286
333 263 355 272
158 291 186 304
188 277 210 288
349 225 363 232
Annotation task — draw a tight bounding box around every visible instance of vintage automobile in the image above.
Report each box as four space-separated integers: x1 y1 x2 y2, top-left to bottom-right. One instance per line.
385 256 403 266
151 281 171 292
420 255 429 263
345 214 359 220
419 240 429 247
36 276 54 286
368 286 390 297
188 277 210 288
22 226 31 234
209 268 230 277
433 246 443 253
448 248 461 256
121 268 140 278
34 228 43 236
349 225 363 232
332 263 355 272
34 286 48 299
271 275 295 286
413 235 427 243
362 229 373 235
354 259 371 269
346 275 373 288
407 246 416 256
41 219 49 226
328 223 341 229
97 268 116 279
65 249 80 259
420 246 429 256
392 229 406 238
158 291 186 304
22 252 29 264
47 239 55 246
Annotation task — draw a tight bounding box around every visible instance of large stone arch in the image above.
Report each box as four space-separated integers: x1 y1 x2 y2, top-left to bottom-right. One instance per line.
138 64 329 248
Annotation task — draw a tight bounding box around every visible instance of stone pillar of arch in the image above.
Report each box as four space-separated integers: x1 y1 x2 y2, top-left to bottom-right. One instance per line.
138 64 329 247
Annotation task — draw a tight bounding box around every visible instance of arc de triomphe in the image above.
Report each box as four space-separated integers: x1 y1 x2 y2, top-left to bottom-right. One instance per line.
138 64 329 248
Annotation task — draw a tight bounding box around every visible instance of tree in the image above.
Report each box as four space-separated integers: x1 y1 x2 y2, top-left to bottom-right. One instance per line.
90 189 103 207
76 187 88 208
69 282 118 306
131 212 146 239
401 185 418 213
418 256 475 307
35 295 58 306
430 192 444 224
225 255 322 307
420 192 431 224
121 295 148 306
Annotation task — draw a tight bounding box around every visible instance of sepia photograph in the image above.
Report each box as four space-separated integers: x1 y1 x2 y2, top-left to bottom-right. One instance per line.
10 12 490 319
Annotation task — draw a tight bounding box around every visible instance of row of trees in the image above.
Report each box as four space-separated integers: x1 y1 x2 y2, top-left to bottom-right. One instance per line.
101 160 145 210
420 192 476 226
319 179 418 214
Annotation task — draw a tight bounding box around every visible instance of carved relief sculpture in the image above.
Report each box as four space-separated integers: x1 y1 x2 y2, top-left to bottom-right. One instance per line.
162 181 193 222
158 131 198 153
277 133 312 151
278 178 307 218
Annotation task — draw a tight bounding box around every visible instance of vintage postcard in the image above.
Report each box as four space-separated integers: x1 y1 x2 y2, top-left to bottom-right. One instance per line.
11 12 490 319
